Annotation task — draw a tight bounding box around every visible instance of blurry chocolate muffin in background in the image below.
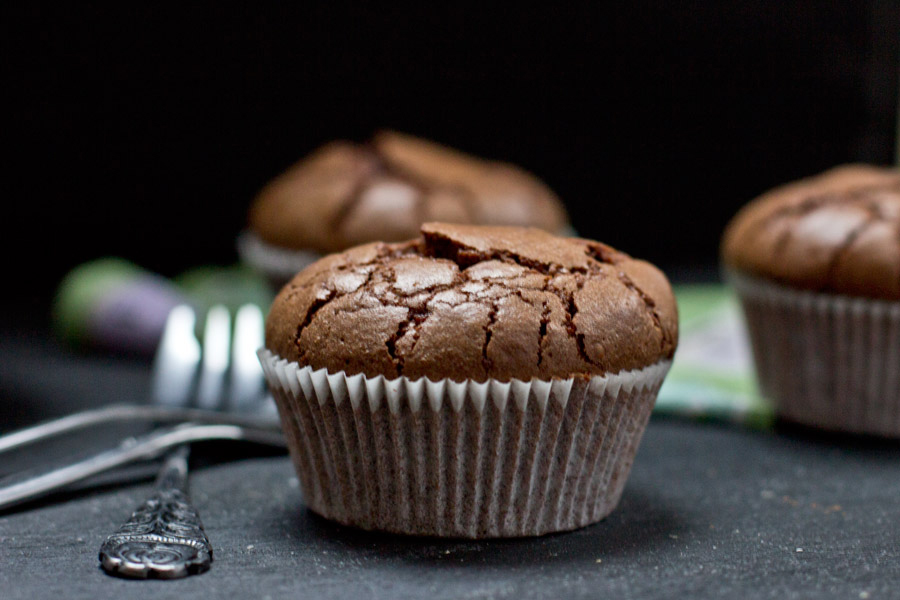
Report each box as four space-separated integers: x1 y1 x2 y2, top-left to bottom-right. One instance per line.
239 131 570 285
722 164 900 436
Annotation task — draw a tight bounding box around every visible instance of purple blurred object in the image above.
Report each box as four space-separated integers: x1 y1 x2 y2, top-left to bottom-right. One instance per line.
84 276 187 355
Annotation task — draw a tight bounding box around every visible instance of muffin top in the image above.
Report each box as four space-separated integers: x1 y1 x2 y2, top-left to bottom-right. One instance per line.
248 131 569 254
266 223 678 382
722 164 900 300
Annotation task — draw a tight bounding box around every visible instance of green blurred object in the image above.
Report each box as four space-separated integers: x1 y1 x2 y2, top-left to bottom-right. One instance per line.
52 258 144 345
655 284 774 427
54 259 275 354
176 265 274 320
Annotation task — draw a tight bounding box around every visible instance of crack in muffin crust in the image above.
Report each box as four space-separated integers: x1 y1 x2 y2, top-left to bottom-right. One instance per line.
266 223 678 382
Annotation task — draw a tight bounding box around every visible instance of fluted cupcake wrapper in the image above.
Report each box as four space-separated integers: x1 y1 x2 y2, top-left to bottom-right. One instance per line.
729 271 900 437
237 231 323 289
258 350 671 538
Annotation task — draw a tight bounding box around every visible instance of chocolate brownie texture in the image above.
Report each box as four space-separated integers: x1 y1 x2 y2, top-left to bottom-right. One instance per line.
722 164 900 300
248 131 569 253
266 223 678 382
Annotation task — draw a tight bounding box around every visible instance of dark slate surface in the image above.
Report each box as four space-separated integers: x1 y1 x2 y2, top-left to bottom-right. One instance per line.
2 331 900 599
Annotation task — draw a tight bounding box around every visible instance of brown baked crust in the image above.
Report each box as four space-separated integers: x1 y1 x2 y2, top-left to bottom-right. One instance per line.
266 223 678 382
248 131 569 253
722 164 900 300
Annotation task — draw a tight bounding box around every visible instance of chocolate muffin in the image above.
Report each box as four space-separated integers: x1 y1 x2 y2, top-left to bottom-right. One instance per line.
722 164 900 435
240 131 570 284
259 223 677 537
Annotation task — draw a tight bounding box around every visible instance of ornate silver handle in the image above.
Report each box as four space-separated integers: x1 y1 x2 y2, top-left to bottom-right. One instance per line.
99 445 212 579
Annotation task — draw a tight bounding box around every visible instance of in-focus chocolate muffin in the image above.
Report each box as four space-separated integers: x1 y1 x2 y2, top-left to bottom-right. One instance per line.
240 131 570 284
722 164 900 435
259 223 677 538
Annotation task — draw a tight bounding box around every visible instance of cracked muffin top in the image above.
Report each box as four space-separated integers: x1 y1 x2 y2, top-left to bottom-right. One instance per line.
265 223 678 382
248 131 569 254
722 164 900 300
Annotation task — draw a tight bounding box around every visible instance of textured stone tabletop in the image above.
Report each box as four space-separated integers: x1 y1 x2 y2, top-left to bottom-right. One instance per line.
2 330 900 599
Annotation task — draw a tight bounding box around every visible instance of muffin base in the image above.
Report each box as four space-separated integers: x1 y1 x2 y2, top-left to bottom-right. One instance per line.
728 271 900 436
258 350 671 538
236 231 322 289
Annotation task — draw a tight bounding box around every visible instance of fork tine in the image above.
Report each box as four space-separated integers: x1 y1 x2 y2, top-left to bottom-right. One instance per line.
229 304 265 412
196 305 231 410
152 305 200 407
0 302 281 512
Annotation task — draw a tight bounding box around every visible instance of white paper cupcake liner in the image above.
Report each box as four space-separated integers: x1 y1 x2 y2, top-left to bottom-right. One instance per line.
728 271 900 436
236 231 323 288
258 350 671 538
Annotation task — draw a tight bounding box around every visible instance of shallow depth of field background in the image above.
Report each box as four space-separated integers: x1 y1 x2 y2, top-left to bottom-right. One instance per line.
5 2 898 314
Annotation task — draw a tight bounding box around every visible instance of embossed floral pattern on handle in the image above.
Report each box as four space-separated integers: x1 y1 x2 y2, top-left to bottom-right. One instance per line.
99 446 212 579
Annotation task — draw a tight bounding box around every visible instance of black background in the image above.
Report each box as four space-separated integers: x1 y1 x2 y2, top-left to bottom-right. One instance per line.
5 2 899 312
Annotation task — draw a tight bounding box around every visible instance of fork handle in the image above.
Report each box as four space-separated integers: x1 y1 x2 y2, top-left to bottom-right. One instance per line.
99 445 213 579
0 423 284 511
0 404 278 456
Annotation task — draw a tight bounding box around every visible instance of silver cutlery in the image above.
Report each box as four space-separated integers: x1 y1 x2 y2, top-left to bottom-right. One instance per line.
0 303 284 579
0 421 282 510
98 303 275 579
0 405 280 456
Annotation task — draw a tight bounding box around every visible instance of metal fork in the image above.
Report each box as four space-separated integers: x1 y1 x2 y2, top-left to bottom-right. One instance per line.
0 304 283 577
97 303 273 579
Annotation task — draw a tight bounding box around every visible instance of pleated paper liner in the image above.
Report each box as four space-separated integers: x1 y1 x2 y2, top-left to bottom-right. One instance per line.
236 231 323 289
258 350 671 538
728 271 900 437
